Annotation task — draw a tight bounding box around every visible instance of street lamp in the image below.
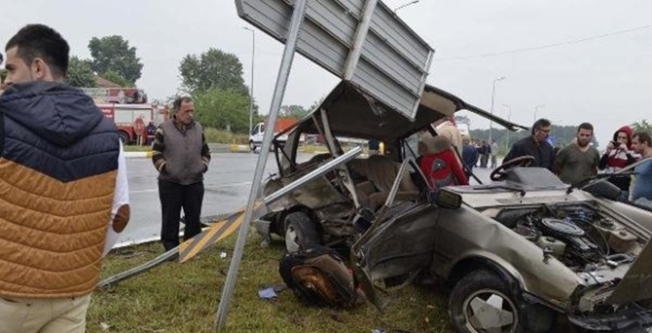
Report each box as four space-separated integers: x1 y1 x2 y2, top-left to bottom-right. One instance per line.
534 104 544 123
243 27 256 136
489 76 507 142
393 0 419 13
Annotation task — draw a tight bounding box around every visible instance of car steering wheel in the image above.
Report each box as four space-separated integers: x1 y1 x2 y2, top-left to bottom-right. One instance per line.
490 155 536 181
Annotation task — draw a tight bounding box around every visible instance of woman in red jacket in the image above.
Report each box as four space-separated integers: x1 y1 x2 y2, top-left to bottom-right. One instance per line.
598 125 639 192
419 136 469 188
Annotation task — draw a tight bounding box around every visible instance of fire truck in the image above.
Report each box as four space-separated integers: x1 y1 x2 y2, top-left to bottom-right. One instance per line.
98 104 169 144
82 88 169 145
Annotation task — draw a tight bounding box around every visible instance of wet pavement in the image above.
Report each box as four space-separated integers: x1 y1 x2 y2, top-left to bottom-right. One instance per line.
120 152 314 245
121 153 494 246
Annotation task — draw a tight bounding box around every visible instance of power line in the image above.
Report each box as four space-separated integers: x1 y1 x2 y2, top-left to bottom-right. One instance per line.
434 24 651 62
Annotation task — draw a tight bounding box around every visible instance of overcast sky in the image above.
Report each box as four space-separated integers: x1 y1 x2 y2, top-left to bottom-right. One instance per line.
2 0 651 145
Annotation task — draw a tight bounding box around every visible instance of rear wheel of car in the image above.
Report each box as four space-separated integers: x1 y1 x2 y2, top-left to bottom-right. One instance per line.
283 212 320 253
449 270 523 333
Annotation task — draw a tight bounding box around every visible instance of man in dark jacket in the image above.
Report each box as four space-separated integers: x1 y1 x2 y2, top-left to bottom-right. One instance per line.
504 118 555 171
0 24 129 332
462 135 478 175
152 96 211 252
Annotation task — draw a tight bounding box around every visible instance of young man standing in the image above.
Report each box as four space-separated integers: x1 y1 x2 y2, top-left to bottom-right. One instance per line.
554 123 600 185
0 24 129 332
630 131 652 204
152 96 211 252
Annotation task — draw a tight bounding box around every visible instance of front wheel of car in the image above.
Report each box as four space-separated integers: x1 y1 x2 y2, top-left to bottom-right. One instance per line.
449 270 523 333
283 212 320 253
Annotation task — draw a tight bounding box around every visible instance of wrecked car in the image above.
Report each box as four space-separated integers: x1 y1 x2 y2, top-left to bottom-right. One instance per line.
254 81 652 333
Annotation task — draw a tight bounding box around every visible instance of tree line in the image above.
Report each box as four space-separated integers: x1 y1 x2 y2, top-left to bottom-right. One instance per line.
61 36 320 134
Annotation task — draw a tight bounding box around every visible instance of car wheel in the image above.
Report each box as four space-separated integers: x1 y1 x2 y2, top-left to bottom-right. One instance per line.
249 140 256 152
284 212 320 253
449 270 523 333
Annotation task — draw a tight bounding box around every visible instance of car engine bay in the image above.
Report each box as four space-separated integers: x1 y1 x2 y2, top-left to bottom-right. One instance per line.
497 203 644 273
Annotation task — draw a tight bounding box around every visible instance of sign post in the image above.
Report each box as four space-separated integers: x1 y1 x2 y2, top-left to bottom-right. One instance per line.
214 0 308 330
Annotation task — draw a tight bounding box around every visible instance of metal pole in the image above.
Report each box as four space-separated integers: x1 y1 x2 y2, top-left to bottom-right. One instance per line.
343 0 378 80
244 27 255 136
214 0 308 330
489 76 505 142
502 104 511 152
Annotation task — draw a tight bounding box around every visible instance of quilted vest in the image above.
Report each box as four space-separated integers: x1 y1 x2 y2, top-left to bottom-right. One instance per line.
0 82 119 298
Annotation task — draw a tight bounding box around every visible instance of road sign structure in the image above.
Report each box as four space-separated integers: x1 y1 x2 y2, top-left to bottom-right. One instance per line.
235 0 434 120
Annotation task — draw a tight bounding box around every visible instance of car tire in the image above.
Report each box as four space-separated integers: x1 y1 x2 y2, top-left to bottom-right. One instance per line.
249 140 256 152
283 212 320 253
449 270 523 333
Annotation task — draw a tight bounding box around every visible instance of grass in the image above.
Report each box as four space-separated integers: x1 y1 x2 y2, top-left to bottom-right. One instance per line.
204 128 250 145
123 145 152 152
88 229 455 333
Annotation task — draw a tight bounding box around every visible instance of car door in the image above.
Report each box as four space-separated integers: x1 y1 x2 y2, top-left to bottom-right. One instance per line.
351 158 443 308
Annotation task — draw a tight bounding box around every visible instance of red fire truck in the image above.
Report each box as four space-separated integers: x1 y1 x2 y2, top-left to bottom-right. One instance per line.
98 104 169 144
82 87 169 145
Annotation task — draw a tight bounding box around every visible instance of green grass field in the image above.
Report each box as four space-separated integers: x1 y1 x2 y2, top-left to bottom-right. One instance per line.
88 230 455 333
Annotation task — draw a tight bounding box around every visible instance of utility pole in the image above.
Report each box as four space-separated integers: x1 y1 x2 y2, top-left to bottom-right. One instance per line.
243 27 256 136
502 104 512 151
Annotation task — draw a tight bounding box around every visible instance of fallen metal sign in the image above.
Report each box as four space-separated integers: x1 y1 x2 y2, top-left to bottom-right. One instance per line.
235 0 434 120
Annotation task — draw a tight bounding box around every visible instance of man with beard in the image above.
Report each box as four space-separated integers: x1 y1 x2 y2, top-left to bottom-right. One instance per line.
504 118 555 170
554 122 600 185
629 131 652 204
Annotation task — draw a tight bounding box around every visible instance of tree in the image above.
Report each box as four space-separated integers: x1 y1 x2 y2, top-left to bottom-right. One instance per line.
102 70 134 88
280 104 308 119
65 57 96 87
632 120 652 134
179 48 248 94
191 88 250 133
88 35 143 84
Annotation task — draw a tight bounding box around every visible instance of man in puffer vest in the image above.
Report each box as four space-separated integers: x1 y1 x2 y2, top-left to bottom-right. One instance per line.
151 96 211 252
0 24 130 332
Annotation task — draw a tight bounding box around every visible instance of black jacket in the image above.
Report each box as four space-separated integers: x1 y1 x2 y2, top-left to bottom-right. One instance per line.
504 136 554 171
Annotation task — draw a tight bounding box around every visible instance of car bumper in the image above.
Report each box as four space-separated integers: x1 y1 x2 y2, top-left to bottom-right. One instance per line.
568 308 652 332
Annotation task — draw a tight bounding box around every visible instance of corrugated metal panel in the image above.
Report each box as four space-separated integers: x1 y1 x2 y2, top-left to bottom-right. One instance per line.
235 0 434 120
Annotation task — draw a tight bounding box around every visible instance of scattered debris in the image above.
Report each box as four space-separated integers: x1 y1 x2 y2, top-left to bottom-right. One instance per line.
220 252 227 259
100 322 111 331
258 287 278 300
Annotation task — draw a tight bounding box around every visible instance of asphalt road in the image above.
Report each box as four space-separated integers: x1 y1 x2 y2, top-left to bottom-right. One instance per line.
120 153 494 246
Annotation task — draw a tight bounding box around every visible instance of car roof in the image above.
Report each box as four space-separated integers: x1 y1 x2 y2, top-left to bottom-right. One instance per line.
291 81 526 142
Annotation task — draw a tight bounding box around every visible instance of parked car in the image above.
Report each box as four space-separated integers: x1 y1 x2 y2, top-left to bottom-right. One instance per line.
254 81 652 333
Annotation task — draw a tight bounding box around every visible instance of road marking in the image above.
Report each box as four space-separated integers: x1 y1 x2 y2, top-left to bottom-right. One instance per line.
130 181 252 194
178 201 266 263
